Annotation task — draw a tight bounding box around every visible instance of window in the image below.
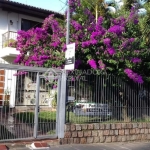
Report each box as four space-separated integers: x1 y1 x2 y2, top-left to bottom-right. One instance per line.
21 19 42 31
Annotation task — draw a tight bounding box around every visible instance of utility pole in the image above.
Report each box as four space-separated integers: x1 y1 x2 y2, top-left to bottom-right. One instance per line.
57 0 70 137
66 0 70 45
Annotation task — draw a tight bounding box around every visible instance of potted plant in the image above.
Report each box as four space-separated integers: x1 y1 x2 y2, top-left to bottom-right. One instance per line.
2 88 10 113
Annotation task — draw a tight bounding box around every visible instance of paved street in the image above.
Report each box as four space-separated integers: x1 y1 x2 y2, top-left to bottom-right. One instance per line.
49 142 150 150
8 142 150 150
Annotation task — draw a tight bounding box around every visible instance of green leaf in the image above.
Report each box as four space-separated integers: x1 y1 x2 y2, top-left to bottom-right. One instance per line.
108 59 117 65
106 67 114 71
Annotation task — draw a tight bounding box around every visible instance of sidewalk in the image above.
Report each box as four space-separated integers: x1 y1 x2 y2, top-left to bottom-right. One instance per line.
2 141 150 150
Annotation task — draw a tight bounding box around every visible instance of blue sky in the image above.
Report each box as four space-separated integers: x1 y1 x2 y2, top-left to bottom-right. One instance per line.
12 0 67 14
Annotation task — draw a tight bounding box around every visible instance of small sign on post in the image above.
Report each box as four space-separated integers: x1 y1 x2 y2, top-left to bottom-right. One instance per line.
65 43 75 70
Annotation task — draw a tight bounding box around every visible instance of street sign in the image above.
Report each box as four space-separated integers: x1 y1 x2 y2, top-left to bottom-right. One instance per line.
65 43 75 70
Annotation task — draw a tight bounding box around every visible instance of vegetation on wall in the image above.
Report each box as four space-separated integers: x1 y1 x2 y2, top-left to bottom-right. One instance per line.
14 0 150 84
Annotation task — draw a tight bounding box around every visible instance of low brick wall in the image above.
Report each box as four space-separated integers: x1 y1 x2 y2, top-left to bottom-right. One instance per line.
60 123 150 144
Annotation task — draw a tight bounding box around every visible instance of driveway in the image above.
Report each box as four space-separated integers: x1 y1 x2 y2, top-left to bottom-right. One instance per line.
7 142 150 150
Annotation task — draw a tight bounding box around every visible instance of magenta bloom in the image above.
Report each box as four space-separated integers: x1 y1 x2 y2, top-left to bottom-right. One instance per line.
108 25 124 36
71 20 82 30
98 60 105 70
88 59 97 69
82 41 90 48
103 38 111 46
131 58 141 63
53 85 57 89
107 47 116 55
124 68 143 83
90 39 98 45
129 38 135 42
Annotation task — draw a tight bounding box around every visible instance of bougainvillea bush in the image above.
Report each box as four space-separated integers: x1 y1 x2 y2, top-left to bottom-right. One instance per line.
14 0 150 84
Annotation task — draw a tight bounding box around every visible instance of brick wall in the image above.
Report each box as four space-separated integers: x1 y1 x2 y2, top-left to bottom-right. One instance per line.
60 123 150 144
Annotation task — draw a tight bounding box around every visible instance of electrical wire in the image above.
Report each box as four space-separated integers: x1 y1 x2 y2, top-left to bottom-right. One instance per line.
58 5 67 13
58 0 67 13
59 0 68 6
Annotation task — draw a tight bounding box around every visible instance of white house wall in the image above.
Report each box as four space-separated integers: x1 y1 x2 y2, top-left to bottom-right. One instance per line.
0 8 43 50
0 8 45 108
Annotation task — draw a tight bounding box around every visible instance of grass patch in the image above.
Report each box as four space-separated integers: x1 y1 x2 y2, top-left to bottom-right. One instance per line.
66 112 112 124
14 111 150 126
14 112 56 135
0 125 15 140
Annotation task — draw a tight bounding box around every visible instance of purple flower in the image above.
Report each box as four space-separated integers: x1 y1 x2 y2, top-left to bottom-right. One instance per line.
88 59 97 69
124 68 143 83
90 39 98 45
14 54 23 63
108 25 124 36
103 38 111 46
134 19 139 24
82 41 90 48
71 77 75 81
51 41 60 48
107 47 116 55
53 85 57 89
98 60 105 70
111 17 126 27
97 16 103 25
71 20 82 30
131 58 141 63
62 44 67 52
129 38 135 42
90 32 101 39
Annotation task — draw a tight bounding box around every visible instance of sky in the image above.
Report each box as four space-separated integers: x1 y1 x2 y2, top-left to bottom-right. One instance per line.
12 0 67 14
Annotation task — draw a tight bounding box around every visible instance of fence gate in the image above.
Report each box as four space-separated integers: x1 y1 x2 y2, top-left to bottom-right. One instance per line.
0 64 63 142
34 72 61 139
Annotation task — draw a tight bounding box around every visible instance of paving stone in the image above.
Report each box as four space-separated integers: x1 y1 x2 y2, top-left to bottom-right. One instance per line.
72 131 77 137
111 124 115 129
93 137 100 143
100 124 105 129
88 124 94 130
103 130 109 136
105 124 111 130
92 130 98 137
80 138 87 144
65 132 71 138
81 124 87 130
119 129 124 135
65 125 70 131
84 131 91 137
76 125 81 131
87 137 94 143
70 125 76 131
94 123 100 130
73 138 80 144
78 131 83 137
116 123 121 129
105 136 112 143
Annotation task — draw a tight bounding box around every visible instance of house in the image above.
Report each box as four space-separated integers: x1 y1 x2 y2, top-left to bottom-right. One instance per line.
0 0 63 108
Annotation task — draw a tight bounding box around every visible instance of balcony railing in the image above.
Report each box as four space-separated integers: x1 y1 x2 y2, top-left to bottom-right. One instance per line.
2 31 17 48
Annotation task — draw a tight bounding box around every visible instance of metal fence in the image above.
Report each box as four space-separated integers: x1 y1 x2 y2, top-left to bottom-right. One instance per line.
0 63 65 142
66 72 150 124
